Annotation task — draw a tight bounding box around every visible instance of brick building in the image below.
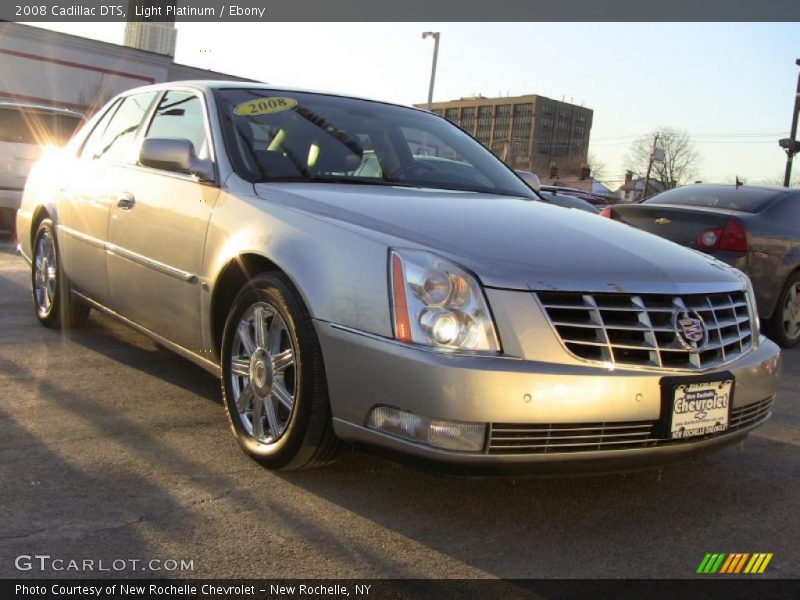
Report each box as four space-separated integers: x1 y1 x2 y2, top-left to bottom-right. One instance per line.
419 94 593 178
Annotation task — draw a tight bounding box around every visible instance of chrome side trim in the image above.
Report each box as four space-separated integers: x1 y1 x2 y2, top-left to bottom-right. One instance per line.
107 244 197 283
73 291 221 377
58 224 197 283
59 224 105 250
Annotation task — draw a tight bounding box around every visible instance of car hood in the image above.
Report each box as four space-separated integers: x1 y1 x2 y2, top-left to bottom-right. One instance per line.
254 183 744 294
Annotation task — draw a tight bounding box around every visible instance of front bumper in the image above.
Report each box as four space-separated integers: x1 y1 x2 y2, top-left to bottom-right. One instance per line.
316 319 781 474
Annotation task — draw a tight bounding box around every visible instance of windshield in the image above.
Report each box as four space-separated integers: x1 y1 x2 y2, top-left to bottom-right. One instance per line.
643 186 779 213
215 89 534 198
0 107 82 146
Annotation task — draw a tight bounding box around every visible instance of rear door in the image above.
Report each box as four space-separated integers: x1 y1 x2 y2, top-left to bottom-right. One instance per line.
106 89 219 353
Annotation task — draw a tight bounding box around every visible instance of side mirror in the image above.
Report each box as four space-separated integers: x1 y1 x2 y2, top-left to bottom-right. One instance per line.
139 138 214 182
515 170 541 192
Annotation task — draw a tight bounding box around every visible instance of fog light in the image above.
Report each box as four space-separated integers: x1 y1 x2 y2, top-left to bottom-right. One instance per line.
428 419 486 452
366 406 423 440
366 406 486 453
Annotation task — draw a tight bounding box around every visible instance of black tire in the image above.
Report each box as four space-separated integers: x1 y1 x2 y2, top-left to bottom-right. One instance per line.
220 272 341 470
31 218 90 329
766 271 800 348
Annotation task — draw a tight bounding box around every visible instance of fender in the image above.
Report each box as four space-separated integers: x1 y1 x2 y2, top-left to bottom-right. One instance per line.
201 186 394 357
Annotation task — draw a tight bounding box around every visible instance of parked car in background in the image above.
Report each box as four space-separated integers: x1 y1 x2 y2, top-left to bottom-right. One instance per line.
604 184 800 347
537 189 600 214
541 185 618 208
0 100 83 235
515 172 599 214
16 82 780 474
514 173 609 211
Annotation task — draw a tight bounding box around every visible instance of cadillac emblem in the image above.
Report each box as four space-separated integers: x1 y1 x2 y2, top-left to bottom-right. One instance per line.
672 308 708 352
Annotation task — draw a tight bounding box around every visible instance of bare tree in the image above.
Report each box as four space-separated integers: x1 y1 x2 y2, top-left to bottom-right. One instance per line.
587 151 607 182
625 128 701 188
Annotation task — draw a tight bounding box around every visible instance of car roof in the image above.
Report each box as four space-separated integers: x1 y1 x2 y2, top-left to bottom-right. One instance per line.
656 183 795 195
119 80 428 114
0 99 83 117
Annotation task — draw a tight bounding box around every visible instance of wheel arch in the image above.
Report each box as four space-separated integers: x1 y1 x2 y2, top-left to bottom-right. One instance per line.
764 250 800 319
209 252 311 361
30 205 54 246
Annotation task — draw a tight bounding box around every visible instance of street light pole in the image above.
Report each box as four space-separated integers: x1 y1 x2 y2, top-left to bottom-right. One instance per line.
782 59 800 187
422 32 440 111
641 133 659 201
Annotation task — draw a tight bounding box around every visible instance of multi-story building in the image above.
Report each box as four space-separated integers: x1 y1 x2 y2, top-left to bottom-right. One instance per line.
124 0 178 57
420 94 593 177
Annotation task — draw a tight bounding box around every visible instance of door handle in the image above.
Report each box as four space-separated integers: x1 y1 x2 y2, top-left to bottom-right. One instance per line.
116 192 135 210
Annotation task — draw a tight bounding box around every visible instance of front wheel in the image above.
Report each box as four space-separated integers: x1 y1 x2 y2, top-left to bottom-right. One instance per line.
220 273 341 470
31 218 90 329
766 271 800 348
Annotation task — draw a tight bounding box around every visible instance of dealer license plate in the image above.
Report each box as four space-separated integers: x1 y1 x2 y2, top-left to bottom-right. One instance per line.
668 378 733 439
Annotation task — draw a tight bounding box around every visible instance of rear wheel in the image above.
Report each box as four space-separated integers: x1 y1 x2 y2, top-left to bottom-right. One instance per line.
767 271 800 348
31 218 90 329
220 273 341 470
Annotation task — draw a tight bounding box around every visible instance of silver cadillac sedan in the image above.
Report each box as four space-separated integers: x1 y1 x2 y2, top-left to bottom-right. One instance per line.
16 81 781 474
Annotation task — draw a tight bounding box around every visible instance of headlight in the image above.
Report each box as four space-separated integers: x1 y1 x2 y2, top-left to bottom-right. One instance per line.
743 275 761 345
732 269 760 346
389 249 500 353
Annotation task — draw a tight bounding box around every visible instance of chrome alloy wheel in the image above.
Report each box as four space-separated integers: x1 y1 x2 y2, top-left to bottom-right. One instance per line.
229 302 297 444
783 281 800 341
33 229 57 318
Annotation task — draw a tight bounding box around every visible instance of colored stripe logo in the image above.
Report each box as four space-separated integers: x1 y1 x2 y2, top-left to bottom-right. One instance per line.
696 553 773 574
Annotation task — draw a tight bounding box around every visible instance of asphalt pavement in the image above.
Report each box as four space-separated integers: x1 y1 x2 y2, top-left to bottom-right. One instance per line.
1 236 798 579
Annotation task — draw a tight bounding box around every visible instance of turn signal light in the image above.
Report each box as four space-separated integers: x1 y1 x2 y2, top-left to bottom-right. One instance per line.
719 219 748 252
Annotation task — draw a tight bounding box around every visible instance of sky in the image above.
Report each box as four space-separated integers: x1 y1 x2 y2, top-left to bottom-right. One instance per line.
30 22 800 186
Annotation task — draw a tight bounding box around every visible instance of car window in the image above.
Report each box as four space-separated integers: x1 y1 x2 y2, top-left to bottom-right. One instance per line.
215 89 534 198
0 107 82 146
82 92 157 163
644 186 779 213
78 99 121 159
144 91 210 160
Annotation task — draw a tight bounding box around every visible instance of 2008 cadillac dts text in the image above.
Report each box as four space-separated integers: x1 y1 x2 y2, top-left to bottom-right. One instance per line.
16 81 781 475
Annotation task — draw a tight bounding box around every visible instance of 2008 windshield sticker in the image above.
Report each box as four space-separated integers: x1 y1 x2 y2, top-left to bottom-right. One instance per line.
234 97 298 116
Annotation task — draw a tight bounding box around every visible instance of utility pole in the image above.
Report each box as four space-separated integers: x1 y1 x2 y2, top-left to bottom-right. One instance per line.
781 59 800 187
641 133 660 201
422 32 440 111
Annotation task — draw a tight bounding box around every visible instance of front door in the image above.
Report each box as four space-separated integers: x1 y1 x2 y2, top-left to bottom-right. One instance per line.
106 90 219 353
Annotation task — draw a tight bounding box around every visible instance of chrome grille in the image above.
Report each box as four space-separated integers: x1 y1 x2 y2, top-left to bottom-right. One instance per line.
537 291 753 370
487 397 773 455
489 421 654 454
